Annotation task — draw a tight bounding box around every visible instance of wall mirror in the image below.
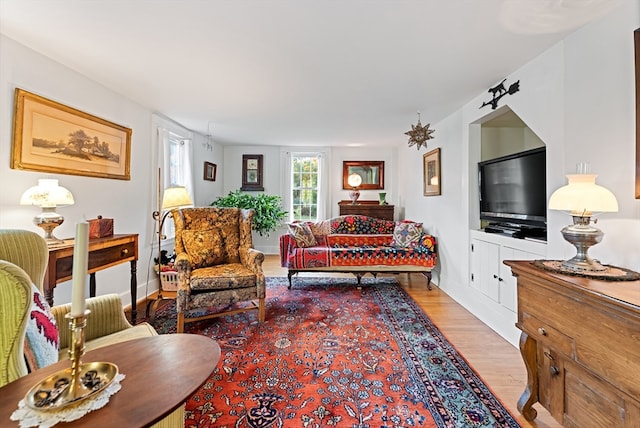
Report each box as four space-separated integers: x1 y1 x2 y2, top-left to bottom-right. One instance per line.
342 161 384 190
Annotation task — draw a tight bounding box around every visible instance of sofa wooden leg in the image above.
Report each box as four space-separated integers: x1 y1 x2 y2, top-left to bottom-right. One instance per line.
287 271 295 289
355 273 363 285
422 272 432 290
258 298 265 322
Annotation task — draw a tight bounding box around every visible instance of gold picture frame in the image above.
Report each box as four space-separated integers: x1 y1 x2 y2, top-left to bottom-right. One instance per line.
423 148 441 196
635 28 639 199
11 88 132 180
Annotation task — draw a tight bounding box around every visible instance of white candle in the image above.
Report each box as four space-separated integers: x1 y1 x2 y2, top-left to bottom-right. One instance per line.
70 222 89 317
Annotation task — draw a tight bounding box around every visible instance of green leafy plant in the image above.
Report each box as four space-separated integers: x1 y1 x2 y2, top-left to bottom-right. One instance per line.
211 190 288 237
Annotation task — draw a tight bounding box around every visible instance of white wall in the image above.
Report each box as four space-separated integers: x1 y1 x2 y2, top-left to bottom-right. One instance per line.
399 2 640 331
0 35 227 307
0 35 158 307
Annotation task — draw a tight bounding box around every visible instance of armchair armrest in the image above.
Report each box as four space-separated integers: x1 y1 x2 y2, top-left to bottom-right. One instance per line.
52 294 133 350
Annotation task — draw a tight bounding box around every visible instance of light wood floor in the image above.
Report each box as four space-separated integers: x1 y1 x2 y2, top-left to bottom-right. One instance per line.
137 255 561 427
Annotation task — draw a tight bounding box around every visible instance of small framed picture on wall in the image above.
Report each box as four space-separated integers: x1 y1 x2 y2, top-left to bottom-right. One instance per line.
203 161 216 181
241 154 264 191
423 148 441 196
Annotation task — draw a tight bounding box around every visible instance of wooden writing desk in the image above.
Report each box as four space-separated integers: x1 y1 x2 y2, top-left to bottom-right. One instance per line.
44 234 140 323
1 334 221 427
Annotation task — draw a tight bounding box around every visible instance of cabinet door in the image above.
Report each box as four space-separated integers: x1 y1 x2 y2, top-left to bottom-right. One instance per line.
470 239 500 301
563 360 640 428
499 247 541 311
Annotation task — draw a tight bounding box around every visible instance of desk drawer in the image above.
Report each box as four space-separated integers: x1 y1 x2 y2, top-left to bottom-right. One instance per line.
520 312 575 358
55 242 136 278
88 242 136 268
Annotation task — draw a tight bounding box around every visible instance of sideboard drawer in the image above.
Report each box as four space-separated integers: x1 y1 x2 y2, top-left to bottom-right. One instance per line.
520 312 575 358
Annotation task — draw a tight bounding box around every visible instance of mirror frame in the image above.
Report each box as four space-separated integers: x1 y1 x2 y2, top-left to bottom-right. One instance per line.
342 161 385 190
635 28 639 199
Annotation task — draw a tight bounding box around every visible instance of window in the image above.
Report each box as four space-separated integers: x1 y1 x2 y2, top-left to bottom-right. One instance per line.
291 155 320 221
153 114 194 241
167 131 189 187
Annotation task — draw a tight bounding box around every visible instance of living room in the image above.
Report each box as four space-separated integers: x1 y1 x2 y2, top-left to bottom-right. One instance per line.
1 1 639 426
1 1 637 318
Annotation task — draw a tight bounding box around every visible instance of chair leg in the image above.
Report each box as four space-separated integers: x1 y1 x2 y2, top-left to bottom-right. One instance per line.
258 298 265 322
177 312 185 333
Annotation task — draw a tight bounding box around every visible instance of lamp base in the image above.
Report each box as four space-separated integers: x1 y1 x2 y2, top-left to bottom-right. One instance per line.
559 216 607 273
33 209 65 244
348 189 360 204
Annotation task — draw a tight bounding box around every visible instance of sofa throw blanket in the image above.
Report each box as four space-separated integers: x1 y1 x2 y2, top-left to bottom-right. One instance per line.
280 215 437 270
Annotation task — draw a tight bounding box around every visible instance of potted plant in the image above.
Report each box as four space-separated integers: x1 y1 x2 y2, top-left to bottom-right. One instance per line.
211 190 287 237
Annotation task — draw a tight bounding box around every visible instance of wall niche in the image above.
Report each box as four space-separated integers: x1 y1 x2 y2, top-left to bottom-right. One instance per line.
480 109 544 161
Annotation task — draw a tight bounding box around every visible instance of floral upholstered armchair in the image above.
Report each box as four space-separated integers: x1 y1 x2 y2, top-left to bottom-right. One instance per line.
172 207 266 333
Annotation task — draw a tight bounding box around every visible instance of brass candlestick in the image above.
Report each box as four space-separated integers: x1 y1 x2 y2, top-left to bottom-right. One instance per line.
25 310 118 410
68 310 89 396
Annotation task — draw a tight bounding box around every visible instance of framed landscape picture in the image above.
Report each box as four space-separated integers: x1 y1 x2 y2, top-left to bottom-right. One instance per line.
11 88 132 180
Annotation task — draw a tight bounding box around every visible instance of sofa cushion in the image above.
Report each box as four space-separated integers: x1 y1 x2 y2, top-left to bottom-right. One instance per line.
183 228 225 268
391 221 423 248
308 219 331 236
288 222 317 247
189 263 257 291
24 284 59 371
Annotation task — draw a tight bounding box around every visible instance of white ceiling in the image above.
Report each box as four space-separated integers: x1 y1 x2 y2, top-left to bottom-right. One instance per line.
0 0 621 147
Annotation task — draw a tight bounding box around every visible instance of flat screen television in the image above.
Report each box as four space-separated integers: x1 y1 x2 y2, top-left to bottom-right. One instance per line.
478 147 547 234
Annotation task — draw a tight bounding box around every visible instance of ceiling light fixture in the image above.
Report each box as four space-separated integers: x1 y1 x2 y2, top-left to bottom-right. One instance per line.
405 111 435 150
203 121 214 151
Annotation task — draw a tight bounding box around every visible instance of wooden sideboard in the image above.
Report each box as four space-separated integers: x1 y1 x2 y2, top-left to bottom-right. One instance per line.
505 260 640 428
338 200 394 220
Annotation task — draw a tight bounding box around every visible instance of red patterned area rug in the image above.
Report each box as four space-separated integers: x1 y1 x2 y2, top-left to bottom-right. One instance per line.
147 277 520 428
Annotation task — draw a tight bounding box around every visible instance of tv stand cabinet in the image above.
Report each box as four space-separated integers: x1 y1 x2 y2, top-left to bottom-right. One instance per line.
469 230 546 345
505 261 640 427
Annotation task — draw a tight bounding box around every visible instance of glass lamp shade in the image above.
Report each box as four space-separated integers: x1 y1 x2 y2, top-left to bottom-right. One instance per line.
161 186 193 210
548 174 618 215
20 179 75 244
20 179 75 207
548 174 618 273
347 173 362 188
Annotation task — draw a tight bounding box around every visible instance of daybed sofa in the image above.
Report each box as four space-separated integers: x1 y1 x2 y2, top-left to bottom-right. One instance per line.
279 215 437 288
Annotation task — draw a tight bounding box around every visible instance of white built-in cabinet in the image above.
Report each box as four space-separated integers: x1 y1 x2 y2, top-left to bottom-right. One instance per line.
469 229 547 345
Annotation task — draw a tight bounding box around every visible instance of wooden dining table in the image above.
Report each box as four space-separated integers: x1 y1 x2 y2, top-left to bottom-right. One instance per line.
1 334 221 427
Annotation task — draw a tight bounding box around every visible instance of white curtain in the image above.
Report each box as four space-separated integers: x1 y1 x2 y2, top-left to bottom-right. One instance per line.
153 115 194 240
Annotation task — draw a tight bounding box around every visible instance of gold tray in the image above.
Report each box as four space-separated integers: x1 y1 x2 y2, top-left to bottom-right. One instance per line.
25 362 118 411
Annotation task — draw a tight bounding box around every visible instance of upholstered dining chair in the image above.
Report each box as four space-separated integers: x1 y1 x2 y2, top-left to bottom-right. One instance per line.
0 229 182 427
172 207 266 333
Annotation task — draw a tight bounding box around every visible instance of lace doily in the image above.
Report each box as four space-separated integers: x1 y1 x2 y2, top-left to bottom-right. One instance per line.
10 373 125 428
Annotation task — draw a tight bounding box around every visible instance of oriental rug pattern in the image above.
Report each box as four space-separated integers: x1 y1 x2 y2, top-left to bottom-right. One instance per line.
149 277 519 428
